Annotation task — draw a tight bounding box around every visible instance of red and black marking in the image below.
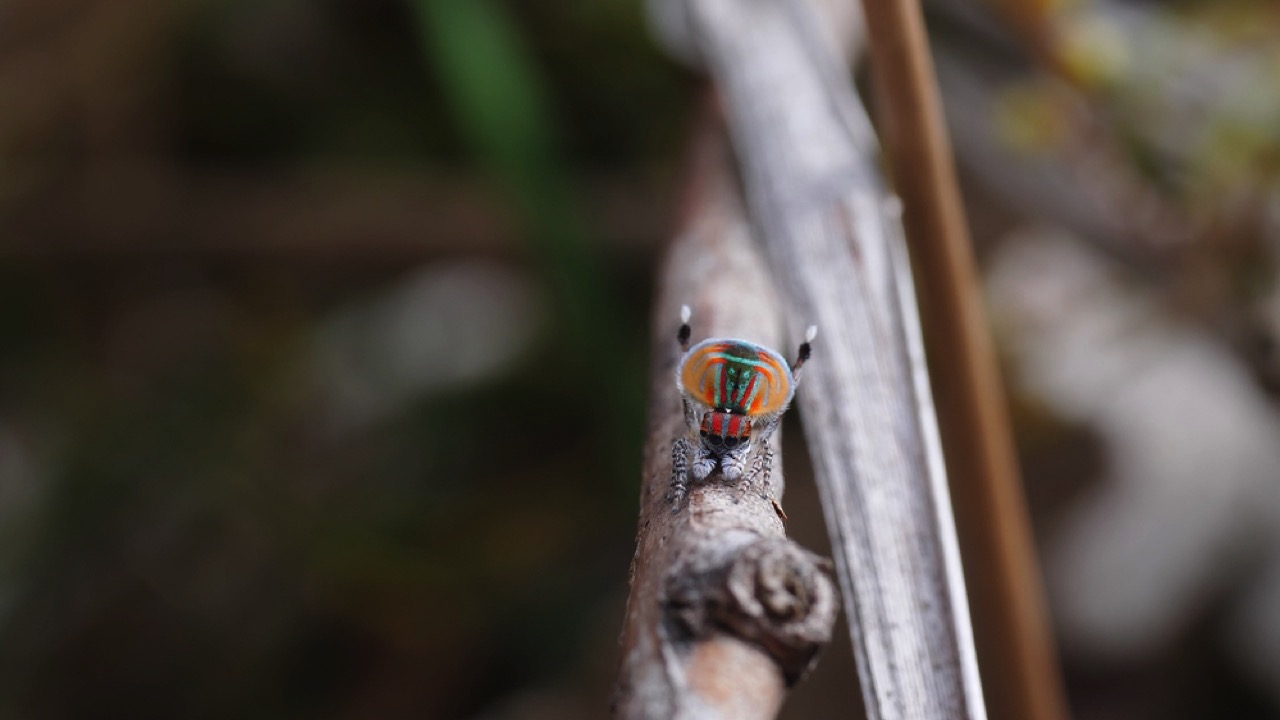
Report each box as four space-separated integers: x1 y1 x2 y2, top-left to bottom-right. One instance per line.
700 410 752 452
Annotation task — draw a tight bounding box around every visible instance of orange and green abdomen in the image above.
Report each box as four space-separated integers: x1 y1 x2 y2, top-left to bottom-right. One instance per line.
679 339 794 416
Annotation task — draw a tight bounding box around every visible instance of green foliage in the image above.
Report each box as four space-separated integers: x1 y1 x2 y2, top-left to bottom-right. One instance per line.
412 0 646 482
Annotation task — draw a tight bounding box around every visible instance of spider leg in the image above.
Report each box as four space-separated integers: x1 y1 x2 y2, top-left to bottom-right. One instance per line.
677 305 692 352
692 443 716 481
668 436 692 509
743 441 775 502
720 446 748 481
752 415 781 445
791 325 817 380
683 398 699 432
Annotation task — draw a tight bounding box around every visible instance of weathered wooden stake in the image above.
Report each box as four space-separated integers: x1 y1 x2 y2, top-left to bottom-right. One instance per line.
859 0 1070 718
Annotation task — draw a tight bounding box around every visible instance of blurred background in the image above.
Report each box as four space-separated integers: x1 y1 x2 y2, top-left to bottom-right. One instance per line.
0 0 1278 718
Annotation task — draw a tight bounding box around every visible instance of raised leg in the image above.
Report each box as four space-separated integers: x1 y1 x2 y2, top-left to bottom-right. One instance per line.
677 304 692 352
791 325 817 379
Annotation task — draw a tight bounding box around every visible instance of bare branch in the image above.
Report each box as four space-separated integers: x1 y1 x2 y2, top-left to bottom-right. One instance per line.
614 109 836 720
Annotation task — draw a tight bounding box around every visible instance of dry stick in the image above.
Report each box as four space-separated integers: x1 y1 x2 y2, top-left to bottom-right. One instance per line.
859 1 1070 720
686 0 986 717
614 107 837 720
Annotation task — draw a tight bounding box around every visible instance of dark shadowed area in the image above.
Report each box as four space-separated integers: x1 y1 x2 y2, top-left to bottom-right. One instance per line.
1 0 1278 718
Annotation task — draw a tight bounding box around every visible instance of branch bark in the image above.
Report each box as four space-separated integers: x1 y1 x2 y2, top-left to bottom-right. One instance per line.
614 107 837 720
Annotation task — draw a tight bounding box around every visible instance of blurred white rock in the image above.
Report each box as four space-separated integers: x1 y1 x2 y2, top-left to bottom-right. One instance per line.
986 229 1280 701
309 261 545 430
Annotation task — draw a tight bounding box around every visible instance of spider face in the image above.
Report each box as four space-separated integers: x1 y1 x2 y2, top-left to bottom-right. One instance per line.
699 409 753 454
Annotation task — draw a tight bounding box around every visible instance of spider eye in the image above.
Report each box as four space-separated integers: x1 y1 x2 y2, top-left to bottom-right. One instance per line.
706 435 723 446
724 437 739 448
700 430 708 437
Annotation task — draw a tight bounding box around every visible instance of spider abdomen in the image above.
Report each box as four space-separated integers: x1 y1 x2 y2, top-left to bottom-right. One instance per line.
678 339 795 417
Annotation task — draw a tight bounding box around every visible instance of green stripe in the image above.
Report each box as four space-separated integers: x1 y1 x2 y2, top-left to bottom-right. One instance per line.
705 352 770 369
733 369 752 405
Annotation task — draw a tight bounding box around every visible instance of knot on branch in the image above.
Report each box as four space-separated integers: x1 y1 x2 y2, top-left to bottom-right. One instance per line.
664 538 837 684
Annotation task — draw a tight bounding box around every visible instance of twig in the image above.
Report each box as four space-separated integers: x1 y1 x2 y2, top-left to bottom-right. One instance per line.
859 1 1070 719
614 106 836 720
